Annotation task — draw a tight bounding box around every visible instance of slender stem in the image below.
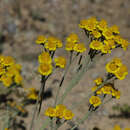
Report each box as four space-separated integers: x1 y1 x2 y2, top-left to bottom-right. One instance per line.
58 55 91 104
54 52 79 106
30 76 46 130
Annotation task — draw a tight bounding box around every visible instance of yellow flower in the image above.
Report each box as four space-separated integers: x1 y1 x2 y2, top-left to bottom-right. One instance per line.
63 109 74 120
104 39 116 49
113 35 122 44
36 35 47 44
89 40 103 50
106 62 119 74
14 74 23 85
0 65 5 75
112 90 120 99
94 77 103 85
54 56 66 68
101 44 111 54
47 36 63 48
115 64 128 80
112 58 122 66
56 104 66 110
38 63 52 76
27 88 38 100
45 41 57 51
102 28 114 39
74 43 86 53
91 30 101 39
89 96 101 107
66 33 79 43
113 125 121 130
96 89 103 95
44 107 56 117
79 19 88 29
97 19 107 31
101 85 113 95
4 128 10 130
91 86 98 92
55 104 66 118
6 66 19 77
1 75 13 87
2 56 15 66
120 39 129 51
85 17 97 31
38 52 52 64
65 42 75 51
124 128 130 130
110 25 120 34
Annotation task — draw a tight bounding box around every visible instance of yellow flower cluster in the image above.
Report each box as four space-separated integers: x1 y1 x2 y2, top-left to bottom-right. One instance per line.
27 88 38 100
38 51 67 75
89 96 101 107
38 52 53 76
79 17 129 53
65 33 86 53
44 104 74 120
106 57 128 80
114 125 130 130
0 55 23 87
36 35 63 51
92 77 120 99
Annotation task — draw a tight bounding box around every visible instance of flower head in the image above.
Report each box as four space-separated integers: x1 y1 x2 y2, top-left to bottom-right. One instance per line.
104 39 115 49
1 75 13 87
55 104 66 118
2 56 15 66
44 107 56 117
27 88 38 100
102 28 113 39
101 85 113 95
36 35 47 44
90 40 103 50
14 74 23 85
91 86 98 92
112 90 120 99
38 52 52 64
65 42 75 51
94 77 103 85
45 41 57 51
38 63 52 76
66 33 79 43
91 30 101 39
54 56 66 68
110 25 120 34
74 43 86 53
89 96 101 107
101 44 111 54
106 61 120 74
113 125 121 130
97 19 107 31
47 36 63 48
115 64 128 80
63 109 74 120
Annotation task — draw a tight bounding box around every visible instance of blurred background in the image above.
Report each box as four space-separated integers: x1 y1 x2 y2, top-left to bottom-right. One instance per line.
0 0 130 129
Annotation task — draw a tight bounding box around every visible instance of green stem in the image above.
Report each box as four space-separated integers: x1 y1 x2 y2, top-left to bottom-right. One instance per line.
29 76 46 130
58 55 91 104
